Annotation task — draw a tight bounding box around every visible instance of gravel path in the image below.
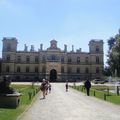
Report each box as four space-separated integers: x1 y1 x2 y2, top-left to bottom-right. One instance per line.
18 83 120 120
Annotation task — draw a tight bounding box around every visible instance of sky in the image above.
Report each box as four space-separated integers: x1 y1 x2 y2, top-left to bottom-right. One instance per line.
0 0 120 66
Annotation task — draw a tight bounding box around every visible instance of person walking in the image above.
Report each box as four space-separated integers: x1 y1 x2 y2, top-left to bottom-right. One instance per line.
45 79 49 95
84 79 91 96
65 81 68 92
40 79 47 99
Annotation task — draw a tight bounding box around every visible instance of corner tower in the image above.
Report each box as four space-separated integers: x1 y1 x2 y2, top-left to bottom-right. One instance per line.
89 39 104 79
89 39 103 54
2 37 18 52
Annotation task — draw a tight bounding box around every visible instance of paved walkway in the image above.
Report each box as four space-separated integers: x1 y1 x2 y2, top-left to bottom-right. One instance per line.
18 83 120 120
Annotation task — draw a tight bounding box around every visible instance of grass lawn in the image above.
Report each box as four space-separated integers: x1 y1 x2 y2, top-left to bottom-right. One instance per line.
72 85 120 105
0 84 40 120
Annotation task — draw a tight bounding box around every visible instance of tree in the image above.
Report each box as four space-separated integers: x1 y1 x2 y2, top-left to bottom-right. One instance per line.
107 31 120 77
108 37 116 51
0 58 2 75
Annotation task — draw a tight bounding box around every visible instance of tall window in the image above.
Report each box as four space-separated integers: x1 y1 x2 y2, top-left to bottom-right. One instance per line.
61 66 64 73
6 55 10 61
35 66 38 73
17 56 21 62
42 55 46 62
96 56 99 64
42 66 46 73
7 43 11 51
17 66 20 72
85 57 89 64
96 67 99 73
26 56 30 62
51 55 56 60
76 67 80 73
26 66 29 72
68 67 71 73
35 56 39 63
77 57 80 63
68 57 71 63
96 46 99 52
61 56 64 62
85 68 89 73
6 66 10 72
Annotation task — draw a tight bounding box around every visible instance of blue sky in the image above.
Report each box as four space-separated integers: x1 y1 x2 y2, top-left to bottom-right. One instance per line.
0 0 120 65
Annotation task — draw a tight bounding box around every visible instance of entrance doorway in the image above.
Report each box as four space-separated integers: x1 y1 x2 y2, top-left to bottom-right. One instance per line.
50 69 57 82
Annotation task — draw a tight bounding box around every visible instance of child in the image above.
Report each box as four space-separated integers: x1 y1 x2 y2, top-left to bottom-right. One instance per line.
65 82 68 92
49 83 51 93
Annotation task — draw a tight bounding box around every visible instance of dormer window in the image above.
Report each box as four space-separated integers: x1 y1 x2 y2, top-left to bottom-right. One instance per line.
50 40 57 49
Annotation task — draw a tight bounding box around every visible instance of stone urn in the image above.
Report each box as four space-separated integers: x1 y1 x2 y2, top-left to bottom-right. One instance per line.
0 76 21 108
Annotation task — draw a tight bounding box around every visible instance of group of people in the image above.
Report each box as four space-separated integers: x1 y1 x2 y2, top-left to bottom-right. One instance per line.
40 78 91 99
40 79 51 99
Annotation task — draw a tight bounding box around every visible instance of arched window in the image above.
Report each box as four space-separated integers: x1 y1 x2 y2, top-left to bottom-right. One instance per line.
96 56 99 64
17 66 20 72
96 67 99 73
6 66 10 72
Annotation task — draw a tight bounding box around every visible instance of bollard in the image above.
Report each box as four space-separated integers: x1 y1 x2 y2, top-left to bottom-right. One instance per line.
28 92 32 100
33 90 36 96
104 94 106 100
117 86 119 96
94 90 96 96
81 86 83 92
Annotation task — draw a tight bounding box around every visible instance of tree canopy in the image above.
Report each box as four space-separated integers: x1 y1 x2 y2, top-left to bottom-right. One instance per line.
107 30 120 77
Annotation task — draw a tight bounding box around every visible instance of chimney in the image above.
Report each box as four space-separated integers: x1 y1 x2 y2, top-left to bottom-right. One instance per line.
40 44 43 51
64 44 67 52
30 45 34 51
72 45 74 52
24 44 28 51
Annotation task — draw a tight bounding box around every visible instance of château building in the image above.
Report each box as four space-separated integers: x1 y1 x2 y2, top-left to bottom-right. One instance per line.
1 37 104 82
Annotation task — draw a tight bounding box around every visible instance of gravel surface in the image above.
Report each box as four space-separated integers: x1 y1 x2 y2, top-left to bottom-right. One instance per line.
18 83 120 120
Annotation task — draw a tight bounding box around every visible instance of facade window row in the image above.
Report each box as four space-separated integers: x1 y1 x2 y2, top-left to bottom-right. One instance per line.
6 65 100 74
5 55 100 64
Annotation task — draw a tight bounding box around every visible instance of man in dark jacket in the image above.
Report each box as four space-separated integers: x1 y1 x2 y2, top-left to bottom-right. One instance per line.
84 79 91 96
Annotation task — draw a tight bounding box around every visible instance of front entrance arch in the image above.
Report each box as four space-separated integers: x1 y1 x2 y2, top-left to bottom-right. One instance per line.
50 69 57 82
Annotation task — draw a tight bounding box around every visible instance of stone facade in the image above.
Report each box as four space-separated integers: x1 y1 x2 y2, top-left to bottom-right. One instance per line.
1 37 104 82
